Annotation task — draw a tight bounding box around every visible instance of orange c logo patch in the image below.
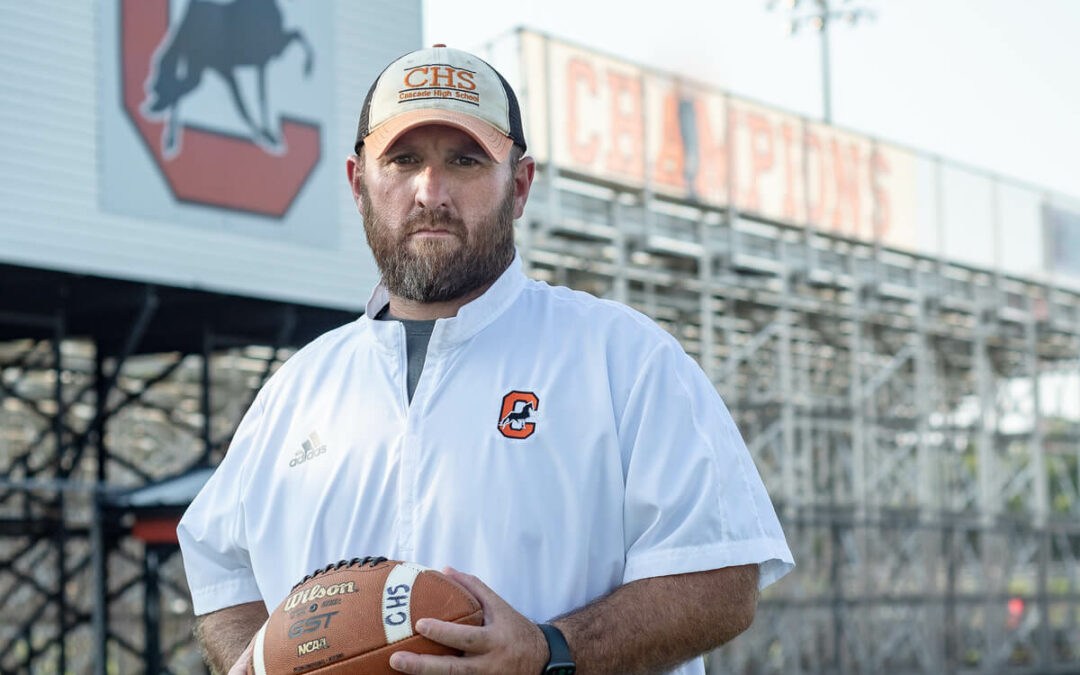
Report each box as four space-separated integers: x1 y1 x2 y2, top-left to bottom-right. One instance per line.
498 391 539 439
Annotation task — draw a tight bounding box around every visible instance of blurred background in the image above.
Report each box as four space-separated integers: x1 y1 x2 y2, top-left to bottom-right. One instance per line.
1 0 1079 672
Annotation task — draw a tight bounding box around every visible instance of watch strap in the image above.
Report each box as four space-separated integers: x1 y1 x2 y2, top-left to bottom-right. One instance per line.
538 623 575 675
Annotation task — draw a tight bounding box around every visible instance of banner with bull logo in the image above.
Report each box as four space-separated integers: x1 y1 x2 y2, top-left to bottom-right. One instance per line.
99 0 337 246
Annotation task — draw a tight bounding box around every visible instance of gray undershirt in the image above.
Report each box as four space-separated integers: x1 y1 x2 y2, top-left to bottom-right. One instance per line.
375 305 435 403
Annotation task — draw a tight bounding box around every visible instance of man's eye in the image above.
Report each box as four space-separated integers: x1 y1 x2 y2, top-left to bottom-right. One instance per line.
453 155 481 166
390 154 416 165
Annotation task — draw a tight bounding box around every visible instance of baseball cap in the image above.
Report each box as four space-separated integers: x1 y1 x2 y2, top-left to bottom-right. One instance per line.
354 44 526 162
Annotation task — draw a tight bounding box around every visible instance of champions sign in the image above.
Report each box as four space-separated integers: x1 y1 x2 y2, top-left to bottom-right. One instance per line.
518 31 920 252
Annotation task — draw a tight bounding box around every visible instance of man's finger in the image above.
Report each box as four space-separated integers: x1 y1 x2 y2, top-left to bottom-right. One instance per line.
416 618 490 653
389 649 472 675
442 567 503 612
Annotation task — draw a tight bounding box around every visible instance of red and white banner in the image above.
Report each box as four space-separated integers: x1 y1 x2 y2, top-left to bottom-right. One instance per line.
101 0 337 247
521 32 920 253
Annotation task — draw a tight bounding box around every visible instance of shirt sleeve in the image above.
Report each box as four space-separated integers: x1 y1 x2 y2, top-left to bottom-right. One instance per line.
619 340 794 590
177 396 266 615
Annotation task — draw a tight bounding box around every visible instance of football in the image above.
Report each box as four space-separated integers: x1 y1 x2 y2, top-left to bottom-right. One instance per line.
248 556 483 674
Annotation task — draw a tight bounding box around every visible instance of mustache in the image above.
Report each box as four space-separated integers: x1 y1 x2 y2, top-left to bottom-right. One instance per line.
403 209 466 237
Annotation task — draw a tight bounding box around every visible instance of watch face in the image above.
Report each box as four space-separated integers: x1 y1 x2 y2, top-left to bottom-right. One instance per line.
545 667 575 675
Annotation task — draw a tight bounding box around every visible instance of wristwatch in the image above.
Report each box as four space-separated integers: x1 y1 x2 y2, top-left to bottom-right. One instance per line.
538 623 576 675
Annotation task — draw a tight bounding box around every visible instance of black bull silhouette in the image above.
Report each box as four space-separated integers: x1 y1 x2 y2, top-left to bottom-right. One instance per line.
142 0 314 156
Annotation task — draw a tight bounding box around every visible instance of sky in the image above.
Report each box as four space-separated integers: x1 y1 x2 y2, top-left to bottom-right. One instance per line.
423 0 1080 202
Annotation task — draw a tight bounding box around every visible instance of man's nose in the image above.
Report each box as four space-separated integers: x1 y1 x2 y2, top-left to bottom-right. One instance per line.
414 164 451 211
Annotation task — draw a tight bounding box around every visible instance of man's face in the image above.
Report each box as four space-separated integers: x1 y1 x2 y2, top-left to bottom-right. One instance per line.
349 125 529 304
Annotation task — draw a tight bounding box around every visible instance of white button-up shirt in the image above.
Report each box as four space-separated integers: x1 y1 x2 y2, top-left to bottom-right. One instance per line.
178 255 794 675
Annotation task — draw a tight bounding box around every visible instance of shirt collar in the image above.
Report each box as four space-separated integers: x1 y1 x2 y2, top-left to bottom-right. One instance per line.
361 252 527 348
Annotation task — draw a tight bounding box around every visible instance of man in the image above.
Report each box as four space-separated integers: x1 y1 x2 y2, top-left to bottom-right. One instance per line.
177 45 794 675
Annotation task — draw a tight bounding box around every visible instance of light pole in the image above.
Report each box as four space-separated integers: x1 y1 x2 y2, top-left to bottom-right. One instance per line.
766 0 877 125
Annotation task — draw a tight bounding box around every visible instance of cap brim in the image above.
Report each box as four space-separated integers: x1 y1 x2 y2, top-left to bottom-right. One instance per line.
364 109 514 162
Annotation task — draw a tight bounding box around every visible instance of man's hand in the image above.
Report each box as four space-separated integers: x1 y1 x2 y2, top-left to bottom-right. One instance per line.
388 567 549 675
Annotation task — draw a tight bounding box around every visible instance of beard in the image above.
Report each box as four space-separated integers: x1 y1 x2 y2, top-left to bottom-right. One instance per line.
360 178 517 304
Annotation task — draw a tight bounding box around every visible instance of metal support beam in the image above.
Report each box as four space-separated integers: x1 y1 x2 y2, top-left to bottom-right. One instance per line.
975 315 998 523
92 343 108 675
915 297 936 518
780 272 797 517
1026 304 1048 526
143 546 161 675
850 290 866 516
611 197 628 305
698 218 714 381
201 322 214 468
1026 299 1051 670
51 311 67 675
91 491 107 675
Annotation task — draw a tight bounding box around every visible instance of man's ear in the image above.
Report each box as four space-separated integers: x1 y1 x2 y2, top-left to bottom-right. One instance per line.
346 154 364 213
512 155 536 220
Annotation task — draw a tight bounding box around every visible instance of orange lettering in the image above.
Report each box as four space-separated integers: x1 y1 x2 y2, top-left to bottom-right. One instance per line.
605 71 643 178
566 59 599 166
404 67 428 87
457 71 476 91
745 113 774 213
831 139 861 234
430 66 454 88
653 92 685 189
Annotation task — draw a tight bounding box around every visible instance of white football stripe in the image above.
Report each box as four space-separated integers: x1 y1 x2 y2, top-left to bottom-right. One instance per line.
252 621 268 675
381 563 427 644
